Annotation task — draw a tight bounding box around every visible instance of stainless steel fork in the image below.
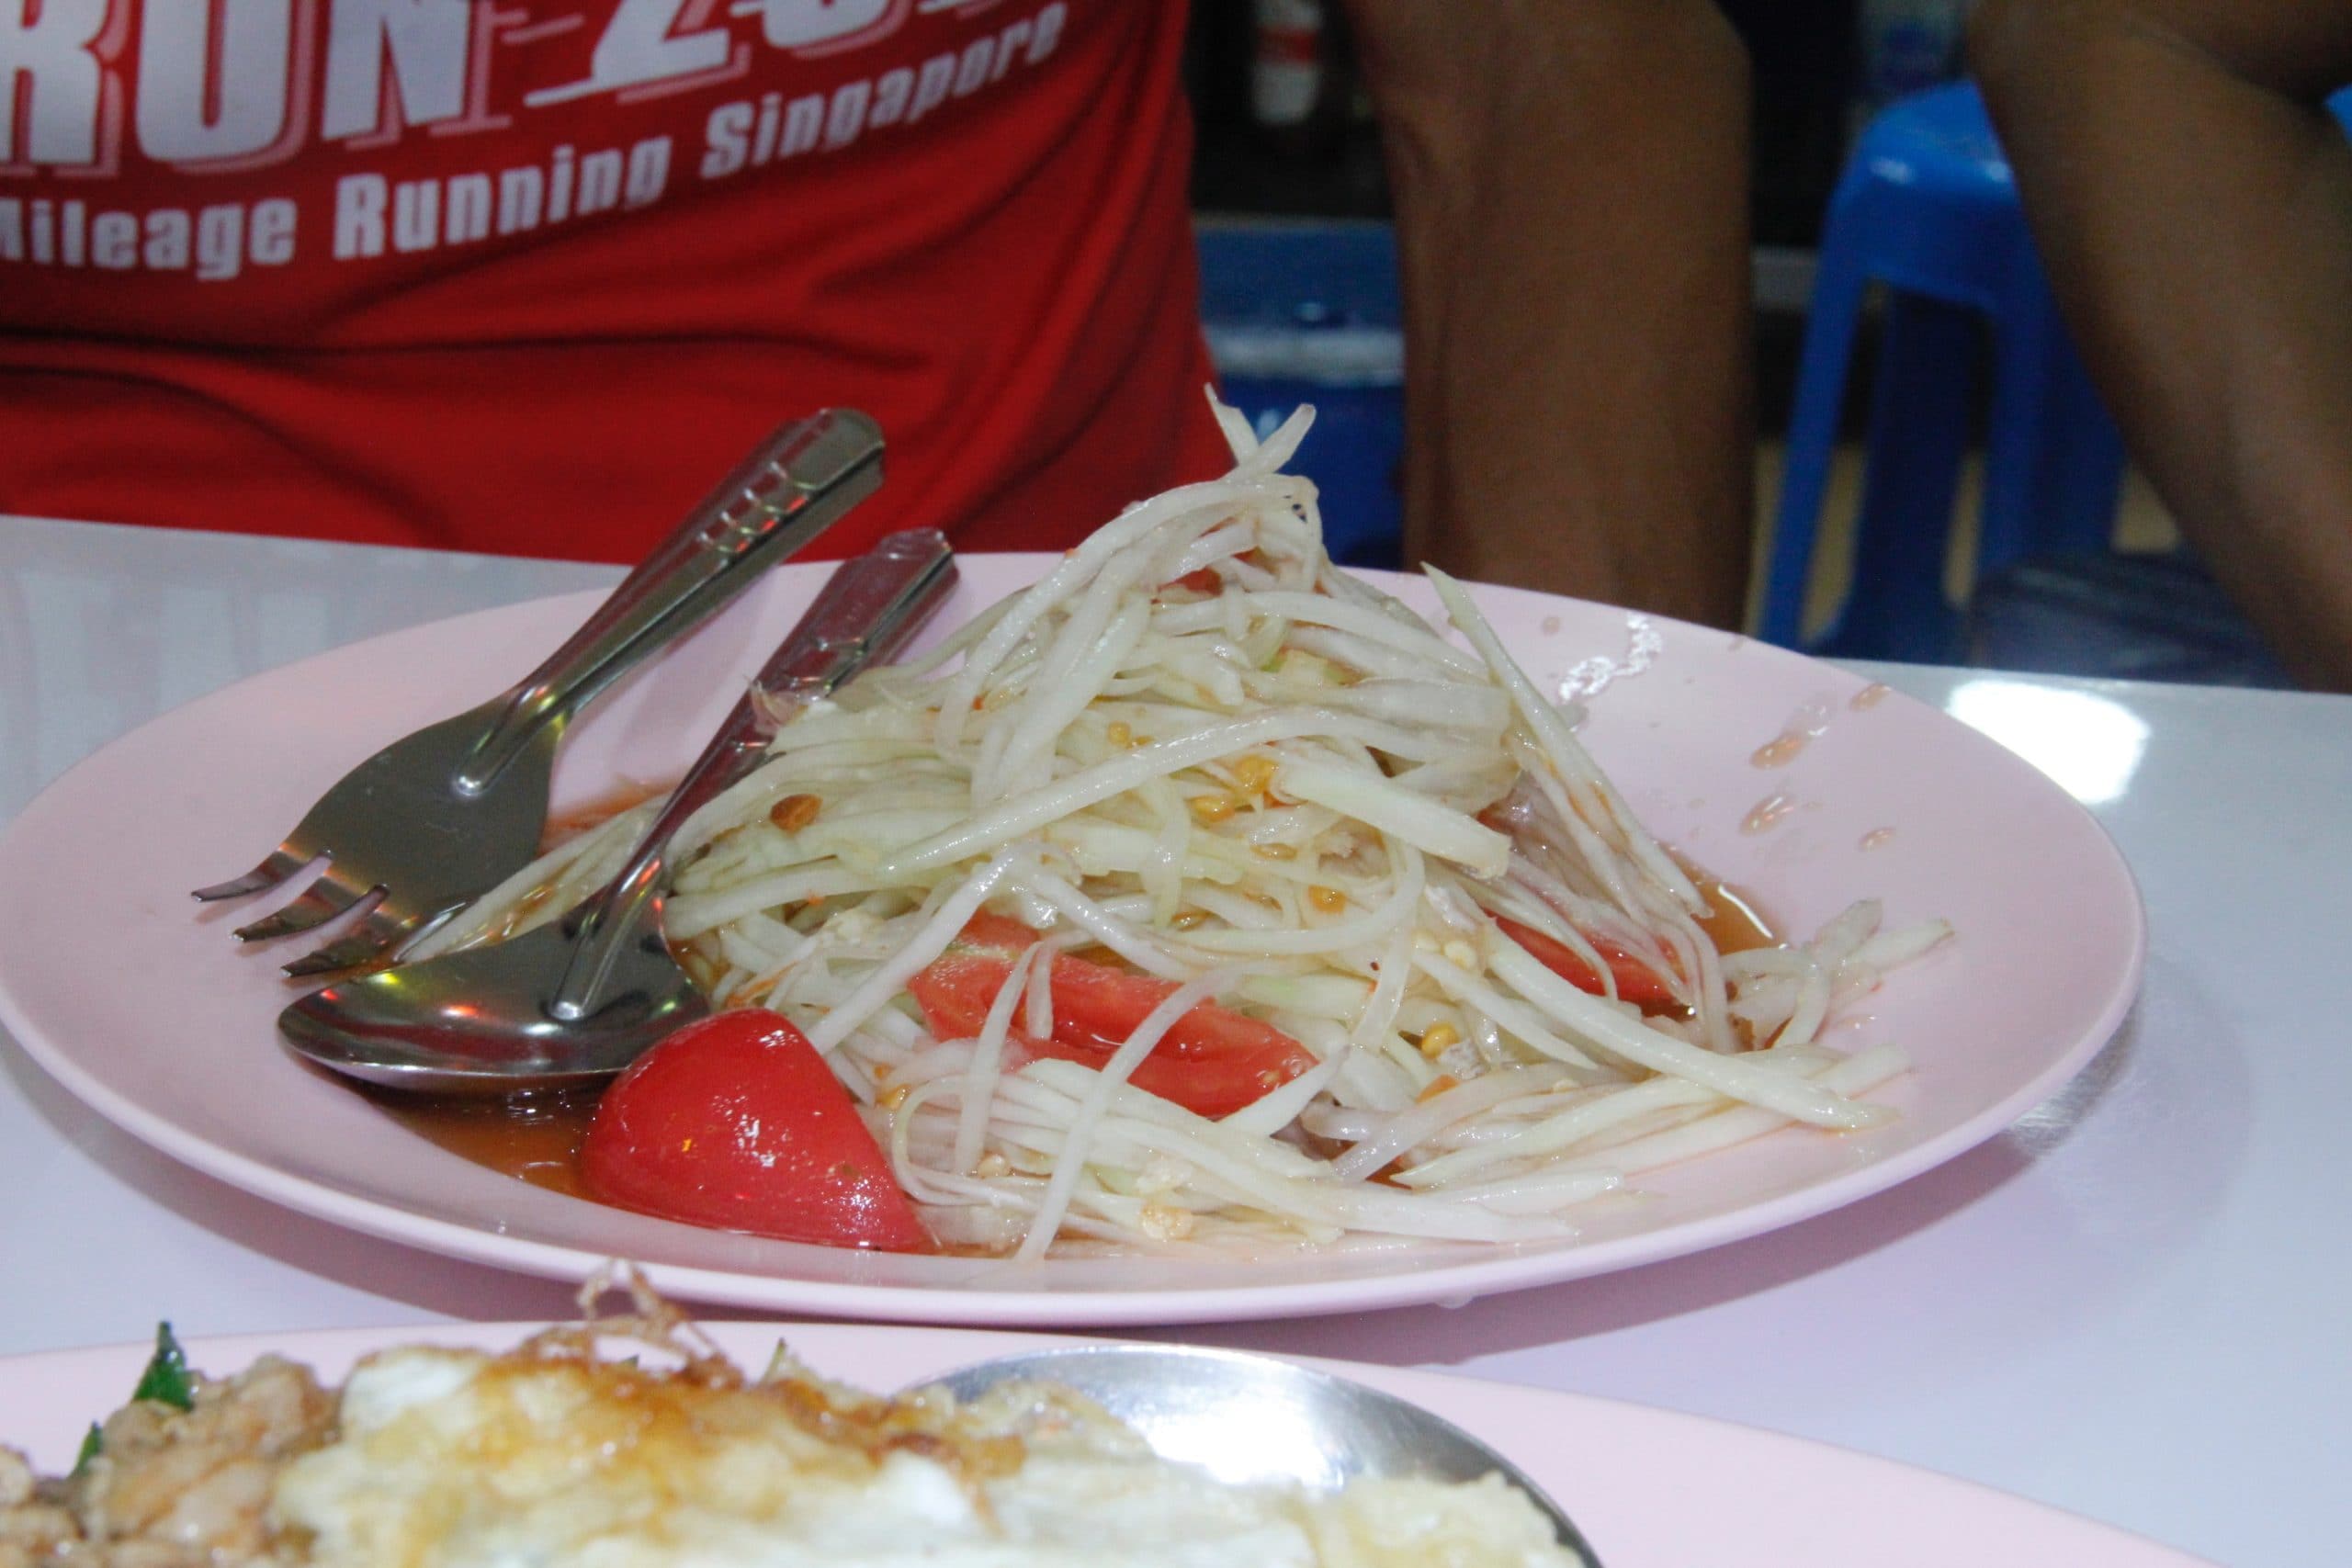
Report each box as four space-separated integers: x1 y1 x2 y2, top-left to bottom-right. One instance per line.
193 408 885 976
277 531 960 1093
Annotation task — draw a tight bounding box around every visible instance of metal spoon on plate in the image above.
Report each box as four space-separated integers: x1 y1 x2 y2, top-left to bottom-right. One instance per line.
923 1342 1600 1564
278 530 956 1093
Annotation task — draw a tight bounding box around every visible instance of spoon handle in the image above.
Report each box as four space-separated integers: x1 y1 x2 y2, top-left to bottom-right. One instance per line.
453 410 885 795
548 532 957 1021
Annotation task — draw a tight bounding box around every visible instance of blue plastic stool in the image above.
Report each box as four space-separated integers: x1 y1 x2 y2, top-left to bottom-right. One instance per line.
1193 220 1406 569
1760 81 2125 662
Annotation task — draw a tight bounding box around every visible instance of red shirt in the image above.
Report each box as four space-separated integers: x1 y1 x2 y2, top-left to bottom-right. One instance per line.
0 0 1227 562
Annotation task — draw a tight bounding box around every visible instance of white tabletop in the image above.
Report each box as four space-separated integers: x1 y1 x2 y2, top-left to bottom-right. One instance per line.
3 513 2343 1566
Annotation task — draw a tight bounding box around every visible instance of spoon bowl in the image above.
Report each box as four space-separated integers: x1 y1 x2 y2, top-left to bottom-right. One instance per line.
922 1342 1600 1564
278 912 704 1092
277 533 956 1096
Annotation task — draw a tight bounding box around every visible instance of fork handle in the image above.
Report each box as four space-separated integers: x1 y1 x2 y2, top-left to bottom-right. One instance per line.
454 409 886 796
547 530 958 1021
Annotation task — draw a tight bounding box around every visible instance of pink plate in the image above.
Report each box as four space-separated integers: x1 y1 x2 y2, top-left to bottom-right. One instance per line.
0 559 2144 1325
2 1321 2210 1566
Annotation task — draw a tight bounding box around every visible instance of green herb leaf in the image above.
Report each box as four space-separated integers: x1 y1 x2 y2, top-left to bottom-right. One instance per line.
68 1325 194 1480
70 1421 102 1477
130 1322 194 1412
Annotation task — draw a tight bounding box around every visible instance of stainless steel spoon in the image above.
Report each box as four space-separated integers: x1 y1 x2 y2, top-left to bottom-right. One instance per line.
197 409 887 977
923 1342 1600 1564
277 530 956 1094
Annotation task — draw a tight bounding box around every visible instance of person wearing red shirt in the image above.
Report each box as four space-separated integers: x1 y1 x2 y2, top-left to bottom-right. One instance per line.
0 1 1750 629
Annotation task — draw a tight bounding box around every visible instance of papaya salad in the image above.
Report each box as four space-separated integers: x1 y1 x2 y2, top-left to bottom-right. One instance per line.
409 402 1951 1259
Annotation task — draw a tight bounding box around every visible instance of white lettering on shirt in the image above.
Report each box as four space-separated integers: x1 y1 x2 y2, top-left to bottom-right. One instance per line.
322 0 475 141
0 195 296 276
574 147 621 214
0 0 107 166
695 0 1069 180
623 136 670 205
868 67 910 128
752 89 781 157
822 78 867 149
951 37 993 97
526 0 731 107
1031 3 1064 63
196 203 245 278
90 209 138 267
904 53 954 125
335 173 390 257
736 0 890 51
496 165 544 232
135 2 297 164
250 197 297 263
4 0 1073 282
778 94 820 156
143 209 188 268
990 20 1033 83
392 179 436 250
446 174 492 242
326 134 671 259
700 98 752 177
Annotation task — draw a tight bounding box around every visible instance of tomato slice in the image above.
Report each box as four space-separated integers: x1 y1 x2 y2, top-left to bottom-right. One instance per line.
1165 549 1275 595
581 1010 932 1253
1494 917 1680 1007
908 915 1316 1119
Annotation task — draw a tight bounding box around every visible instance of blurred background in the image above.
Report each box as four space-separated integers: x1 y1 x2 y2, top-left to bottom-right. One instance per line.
1179 0 2293 688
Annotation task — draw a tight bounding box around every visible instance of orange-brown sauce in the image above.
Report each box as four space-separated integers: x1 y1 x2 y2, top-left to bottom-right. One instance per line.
1690 868 1778 954
378 781 684 1191
363 1083 600 1198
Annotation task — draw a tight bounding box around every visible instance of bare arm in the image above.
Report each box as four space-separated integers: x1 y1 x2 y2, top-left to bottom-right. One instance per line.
1339 0 1755 629
1970 0 2352 690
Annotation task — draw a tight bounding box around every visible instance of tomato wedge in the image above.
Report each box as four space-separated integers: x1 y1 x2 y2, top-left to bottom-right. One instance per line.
1493 917 1680 1008
908 915 1316 1119
581 1010 932 1253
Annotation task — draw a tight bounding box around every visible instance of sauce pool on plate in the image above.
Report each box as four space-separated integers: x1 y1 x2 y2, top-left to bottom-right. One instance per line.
364 1083 601 1198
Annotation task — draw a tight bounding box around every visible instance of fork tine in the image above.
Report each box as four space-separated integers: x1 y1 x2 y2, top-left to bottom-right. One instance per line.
282 902 419 977
233 877 375 944
192 846 313 903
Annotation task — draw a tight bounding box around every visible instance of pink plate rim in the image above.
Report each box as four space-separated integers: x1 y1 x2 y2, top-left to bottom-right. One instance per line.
0 558 2146 1325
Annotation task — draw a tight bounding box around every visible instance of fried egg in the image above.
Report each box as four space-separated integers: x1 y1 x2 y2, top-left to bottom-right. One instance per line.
269 1342 1575 1568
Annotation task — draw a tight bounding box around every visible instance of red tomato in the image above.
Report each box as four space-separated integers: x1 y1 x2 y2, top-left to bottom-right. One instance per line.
581 1010 932 1253
1165 549 1275 595
907 915 1316 1119
1494 917 1680 1008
